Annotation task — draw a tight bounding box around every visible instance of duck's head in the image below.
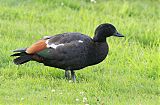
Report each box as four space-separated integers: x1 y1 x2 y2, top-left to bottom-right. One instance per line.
93 23 124 42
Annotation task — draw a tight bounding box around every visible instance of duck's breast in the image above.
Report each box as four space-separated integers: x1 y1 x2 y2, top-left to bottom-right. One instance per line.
87 42 109 65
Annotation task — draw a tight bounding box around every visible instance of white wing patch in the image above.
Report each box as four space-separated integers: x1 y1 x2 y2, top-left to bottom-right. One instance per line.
78 40 83 43
47 43 64 49
46 39 83 49
46 40 64 49
43 36 52 39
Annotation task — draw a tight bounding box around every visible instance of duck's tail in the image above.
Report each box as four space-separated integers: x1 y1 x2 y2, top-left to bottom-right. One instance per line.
11 48 33 65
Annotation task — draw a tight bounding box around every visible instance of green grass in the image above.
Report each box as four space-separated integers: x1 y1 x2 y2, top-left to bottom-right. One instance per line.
0 0 160 104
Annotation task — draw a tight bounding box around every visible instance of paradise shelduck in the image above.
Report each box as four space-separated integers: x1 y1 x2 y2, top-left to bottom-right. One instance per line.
11 23 124 82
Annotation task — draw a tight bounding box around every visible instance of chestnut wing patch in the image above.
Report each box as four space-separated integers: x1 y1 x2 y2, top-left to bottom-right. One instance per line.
26 39 47 54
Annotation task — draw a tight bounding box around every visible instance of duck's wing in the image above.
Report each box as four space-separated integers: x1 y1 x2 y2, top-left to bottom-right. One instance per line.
26 32 93 58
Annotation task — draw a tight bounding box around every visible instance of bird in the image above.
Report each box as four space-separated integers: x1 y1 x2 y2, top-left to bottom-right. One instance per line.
11 23 124 82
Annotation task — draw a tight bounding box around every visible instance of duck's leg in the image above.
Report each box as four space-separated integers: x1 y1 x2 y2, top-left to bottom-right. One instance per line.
65 70 70 79
71 70 76 82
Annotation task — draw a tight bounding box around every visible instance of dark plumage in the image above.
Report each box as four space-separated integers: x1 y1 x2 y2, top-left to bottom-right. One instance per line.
11 23 124 82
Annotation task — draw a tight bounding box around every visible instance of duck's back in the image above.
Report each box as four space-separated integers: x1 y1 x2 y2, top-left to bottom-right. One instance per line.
37 32 108 70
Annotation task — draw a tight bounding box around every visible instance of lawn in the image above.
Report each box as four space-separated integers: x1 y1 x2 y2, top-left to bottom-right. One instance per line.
0 0 159 104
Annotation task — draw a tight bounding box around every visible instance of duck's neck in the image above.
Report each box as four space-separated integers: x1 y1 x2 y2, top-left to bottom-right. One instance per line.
93 33 106 42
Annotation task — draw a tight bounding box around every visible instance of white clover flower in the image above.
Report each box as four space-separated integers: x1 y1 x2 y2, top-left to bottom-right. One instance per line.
61 2 64 6
76 98 79 102
51 89 55 92
21 97 24 100
83 97 87 102
80 92 84 95
90 0 96 3
69 80 72 83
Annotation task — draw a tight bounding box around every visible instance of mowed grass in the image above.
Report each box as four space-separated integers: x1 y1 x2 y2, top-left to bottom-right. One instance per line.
0 0 159 104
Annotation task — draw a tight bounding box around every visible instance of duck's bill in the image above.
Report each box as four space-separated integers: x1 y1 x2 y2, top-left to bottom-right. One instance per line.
113 32 124 37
